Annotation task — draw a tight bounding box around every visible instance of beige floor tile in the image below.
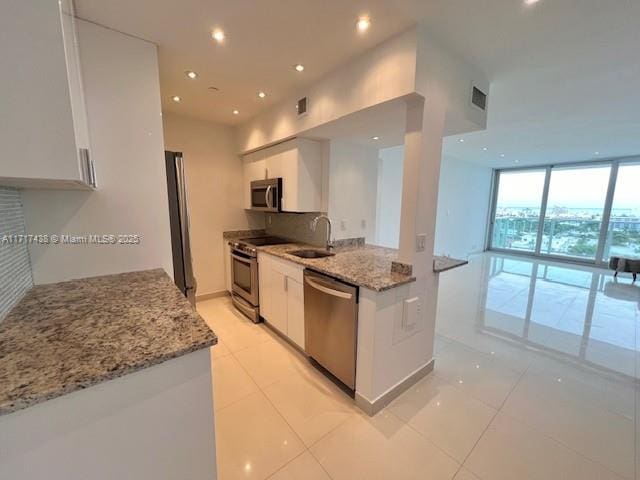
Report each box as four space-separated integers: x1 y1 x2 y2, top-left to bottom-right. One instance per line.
465 412 626 480
310 411 460 480
434 342 522 408
502 370 634 478
263 369 357 447
234 336 312 388
214 319 274 352
389 375 497 462
211 340 231 360
268 452 331 480
453 468 481 480
215 391 305 480
212 354 258 411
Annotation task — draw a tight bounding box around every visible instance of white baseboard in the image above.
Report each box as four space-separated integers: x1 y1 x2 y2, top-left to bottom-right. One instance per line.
196 290 230 302
355 359 435 416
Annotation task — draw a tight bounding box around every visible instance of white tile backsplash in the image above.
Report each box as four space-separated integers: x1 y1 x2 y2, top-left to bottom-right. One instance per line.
0 188 33 321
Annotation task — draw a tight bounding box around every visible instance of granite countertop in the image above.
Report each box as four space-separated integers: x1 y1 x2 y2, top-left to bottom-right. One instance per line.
433 256 468 273
258 243 416 292
222 229 266 240
0 269 217 416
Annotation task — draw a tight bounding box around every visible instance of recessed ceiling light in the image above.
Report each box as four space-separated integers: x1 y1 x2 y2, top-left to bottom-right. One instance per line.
294 64 305 72
211 29 226 43
594 151 600 155
232 109 239 115
258 91 266 98
524 0 540 5
482 147 488 151
514 159 520 163
172 95 181 103
372 136 380 140
356 17 371 33
458 138 465 143
500 153 506 157
185 71 198 79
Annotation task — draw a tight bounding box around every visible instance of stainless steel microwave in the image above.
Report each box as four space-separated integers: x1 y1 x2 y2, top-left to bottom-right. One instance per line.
250 178 282 212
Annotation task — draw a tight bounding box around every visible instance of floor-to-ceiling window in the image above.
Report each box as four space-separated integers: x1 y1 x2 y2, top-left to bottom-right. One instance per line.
602 162 640 261
489 158 640 265
491 169 546 252
540 164 611 260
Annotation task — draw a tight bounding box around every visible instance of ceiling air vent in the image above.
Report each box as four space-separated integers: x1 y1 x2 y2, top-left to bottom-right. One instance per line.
297 97 308 116
471 86 487 111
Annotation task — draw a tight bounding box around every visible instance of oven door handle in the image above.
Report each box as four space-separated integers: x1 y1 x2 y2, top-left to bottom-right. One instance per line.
265 185 272 209
231 253 256 265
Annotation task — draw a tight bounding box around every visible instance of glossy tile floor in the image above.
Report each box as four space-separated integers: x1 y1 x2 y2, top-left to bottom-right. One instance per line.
198 252 640 479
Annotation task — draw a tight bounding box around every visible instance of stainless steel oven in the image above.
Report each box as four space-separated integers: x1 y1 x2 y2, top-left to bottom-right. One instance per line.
230 248 260 322
229 236 291 322
250 178 282 212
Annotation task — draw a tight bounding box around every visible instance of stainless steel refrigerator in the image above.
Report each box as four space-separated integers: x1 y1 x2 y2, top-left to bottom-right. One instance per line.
165 151 196 306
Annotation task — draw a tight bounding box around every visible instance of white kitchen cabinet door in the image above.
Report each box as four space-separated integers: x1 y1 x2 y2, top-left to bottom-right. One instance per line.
286 278 305 349
257 252 272 320
0 0 94 189
279 138 323 213
269 269 288 335
242 150 267 209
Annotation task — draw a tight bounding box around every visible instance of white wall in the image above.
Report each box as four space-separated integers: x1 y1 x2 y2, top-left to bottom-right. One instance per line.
327 141 379 241
372 147 492 258
21 20 173 284
162 112 263 296
435 156 492 258
374 146 404 248
237 29 418 153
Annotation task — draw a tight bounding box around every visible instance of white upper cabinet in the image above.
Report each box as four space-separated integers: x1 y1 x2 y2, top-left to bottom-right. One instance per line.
0 0 95 189
242 138 323 212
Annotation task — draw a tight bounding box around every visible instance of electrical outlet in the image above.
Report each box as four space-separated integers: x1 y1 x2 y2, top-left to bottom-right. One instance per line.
416 234 426 252
361 219 367 229
268 215 272 225
340 220 347 231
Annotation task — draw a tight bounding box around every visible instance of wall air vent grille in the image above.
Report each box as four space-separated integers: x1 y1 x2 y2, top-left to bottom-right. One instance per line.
297 97 308 116
471 86 487 111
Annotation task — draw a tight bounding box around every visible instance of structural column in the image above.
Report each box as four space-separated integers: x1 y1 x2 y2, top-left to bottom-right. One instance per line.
398 94 447 276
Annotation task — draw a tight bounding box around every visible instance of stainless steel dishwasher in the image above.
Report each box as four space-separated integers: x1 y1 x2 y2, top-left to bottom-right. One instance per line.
304 269 359 390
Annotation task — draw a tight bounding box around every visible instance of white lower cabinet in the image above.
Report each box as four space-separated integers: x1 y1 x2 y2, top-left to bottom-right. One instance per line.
258 253 305 349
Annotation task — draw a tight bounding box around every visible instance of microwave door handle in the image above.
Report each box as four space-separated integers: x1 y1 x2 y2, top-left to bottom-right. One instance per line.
265 185 272 209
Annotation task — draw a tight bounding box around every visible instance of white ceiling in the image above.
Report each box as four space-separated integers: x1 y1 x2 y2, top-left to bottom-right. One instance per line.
76 0 640 168
75 0 413 126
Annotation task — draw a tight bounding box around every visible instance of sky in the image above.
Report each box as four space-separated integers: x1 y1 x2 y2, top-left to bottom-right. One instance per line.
497 163 640 210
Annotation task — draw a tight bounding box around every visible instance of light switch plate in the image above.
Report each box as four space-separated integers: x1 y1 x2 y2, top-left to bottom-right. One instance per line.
416 234 426 252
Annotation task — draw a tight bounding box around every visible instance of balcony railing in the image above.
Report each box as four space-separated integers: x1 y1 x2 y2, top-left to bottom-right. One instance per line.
492 216 640 260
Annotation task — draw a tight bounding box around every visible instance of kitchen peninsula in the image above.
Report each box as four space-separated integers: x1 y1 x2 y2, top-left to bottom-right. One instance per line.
224 230 467 414
0 269 218 480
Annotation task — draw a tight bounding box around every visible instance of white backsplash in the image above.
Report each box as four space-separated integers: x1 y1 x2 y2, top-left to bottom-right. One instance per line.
0 188 33 321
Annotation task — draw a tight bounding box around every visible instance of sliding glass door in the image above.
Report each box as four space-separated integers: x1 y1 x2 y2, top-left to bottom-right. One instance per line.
491 170 546 252
540 165 611 260
489 158 639 265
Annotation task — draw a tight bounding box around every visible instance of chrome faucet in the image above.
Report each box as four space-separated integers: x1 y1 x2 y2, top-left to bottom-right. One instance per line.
311 214 333 251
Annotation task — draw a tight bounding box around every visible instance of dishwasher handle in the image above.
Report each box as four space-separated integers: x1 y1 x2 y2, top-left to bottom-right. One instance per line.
304 276 353 300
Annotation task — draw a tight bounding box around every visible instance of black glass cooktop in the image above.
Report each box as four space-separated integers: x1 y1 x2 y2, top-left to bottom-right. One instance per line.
239 236 290 246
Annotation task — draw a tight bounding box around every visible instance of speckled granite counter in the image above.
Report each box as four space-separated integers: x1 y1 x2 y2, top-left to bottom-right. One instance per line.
222 229 266 240
0 269 217 416
433 256 468 273
259 243 416 291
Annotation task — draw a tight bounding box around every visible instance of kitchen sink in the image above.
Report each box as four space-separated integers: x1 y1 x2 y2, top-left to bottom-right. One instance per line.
289 249 335 259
